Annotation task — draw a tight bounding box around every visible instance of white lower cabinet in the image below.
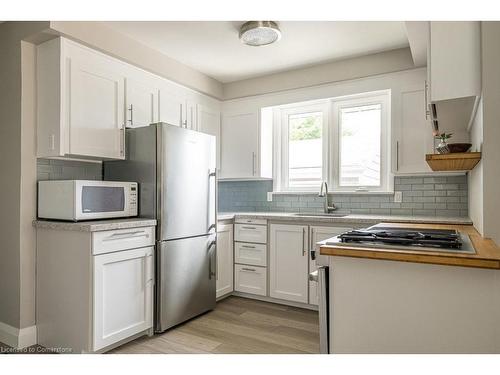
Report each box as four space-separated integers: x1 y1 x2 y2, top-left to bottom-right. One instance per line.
93 246 153 351
36 224 155 353
234 264 267 296
216 223 234 299
308 226 352 305
269 224 309 303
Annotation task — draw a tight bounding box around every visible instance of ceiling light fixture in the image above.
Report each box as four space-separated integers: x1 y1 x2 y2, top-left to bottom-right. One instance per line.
239 21 281 47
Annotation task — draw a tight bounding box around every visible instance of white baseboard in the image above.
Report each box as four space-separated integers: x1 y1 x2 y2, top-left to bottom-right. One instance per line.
0 321 37 348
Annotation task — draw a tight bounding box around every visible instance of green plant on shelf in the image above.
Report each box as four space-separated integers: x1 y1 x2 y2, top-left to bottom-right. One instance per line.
434 132 453 142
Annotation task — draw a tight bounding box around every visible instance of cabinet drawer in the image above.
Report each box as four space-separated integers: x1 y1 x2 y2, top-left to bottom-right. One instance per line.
92 226 155 255
234 224 267 244
234 264 267 296
235 242 267 266
235 218 267 225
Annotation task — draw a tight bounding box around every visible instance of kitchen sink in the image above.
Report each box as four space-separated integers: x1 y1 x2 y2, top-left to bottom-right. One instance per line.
292 213 349 218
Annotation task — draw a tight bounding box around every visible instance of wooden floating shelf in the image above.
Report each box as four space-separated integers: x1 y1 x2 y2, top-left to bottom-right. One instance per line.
426 152 481 171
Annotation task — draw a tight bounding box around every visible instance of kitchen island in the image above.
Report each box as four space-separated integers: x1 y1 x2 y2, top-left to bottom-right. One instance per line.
319 223 500 353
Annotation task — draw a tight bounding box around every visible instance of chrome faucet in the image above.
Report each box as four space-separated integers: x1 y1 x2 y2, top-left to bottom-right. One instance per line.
318 182 337 213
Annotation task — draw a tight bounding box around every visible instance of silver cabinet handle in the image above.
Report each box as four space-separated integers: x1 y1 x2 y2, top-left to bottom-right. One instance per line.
241 226 256 230
310 227 314 251
103 231 148 241
396 141 399 171
302 227 306 256
128 104 133 126
252 152 256 176
242 267 256 272
241 245 256 249
179 103 183 127
424 80 430 120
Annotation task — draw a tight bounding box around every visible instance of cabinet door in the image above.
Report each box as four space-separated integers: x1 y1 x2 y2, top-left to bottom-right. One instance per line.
158 87 184 127
125 76 159 128
185 99 198 131
395 88 434 174
269 224 309 303
93 246 153 351
198 104 221 169
68 55 125 159
220 112 259 178
216 224 234 299
309 226 352 305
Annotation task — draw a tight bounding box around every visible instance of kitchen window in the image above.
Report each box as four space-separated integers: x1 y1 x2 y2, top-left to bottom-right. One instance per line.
272 91 391 193
275 102 329 191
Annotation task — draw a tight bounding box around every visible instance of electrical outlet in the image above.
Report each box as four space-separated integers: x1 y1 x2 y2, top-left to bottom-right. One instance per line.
394 191 403 203
267 192 273 202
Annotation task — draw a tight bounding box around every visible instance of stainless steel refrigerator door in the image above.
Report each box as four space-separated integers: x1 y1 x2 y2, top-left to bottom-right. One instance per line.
155 234 216 332
157 124 216 241
310 267 329 353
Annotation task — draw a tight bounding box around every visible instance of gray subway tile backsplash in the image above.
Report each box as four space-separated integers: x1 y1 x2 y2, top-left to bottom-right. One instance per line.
37 159 103 181
218 175 469 217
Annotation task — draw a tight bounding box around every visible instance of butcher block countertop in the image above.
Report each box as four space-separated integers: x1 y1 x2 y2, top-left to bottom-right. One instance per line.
320 222 500 269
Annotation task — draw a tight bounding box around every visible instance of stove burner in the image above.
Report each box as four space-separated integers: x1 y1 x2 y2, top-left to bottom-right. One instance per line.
339 227 463 249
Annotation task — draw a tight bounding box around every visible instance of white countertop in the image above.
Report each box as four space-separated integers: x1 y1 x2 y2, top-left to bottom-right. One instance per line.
33 218 157 232
217 212 473 225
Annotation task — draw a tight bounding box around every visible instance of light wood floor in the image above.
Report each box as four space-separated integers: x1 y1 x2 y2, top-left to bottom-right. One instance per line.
110 296 320 354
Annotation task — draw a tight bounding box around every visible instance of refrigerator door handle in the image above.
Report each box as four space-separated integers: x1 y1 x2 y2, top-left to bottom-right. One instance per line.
208 240 217 279
208 169 217 233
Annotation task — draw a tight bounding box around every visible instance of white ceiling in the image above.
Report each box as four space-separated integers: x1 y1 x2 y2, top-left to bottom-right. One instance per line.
105 21 410 83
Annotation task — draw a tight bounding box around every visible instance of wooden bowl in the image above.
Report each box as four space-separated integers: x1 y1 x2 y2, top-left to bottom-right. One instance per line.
447 143 472 153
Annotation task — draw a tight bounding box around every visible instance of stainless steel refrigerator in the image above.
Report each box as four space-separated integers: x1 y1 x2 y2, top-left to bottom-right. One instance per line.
104 122 217 332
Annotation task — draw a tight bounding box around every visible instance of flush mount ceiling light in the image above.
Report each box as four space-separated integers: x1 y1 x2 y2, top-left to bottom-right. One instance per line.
239 21 281 46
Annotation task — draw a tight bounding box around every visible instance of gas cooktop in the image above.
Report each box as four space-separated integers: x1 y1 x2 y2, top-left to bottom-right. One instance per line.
326 225 476 254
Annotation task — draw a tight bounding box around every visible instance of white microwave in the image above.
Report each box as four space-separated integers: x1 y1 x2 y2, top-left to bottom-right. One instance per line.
38 180 138 221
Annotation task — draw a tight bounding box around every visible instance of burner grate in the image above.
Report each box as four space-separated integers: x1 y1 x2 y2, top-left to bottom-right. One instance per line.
339 227 463 249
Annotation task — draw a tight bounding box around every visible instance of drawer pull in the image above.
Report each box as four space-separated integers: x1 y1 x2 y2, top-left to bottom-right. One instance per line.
103 231 149 242
241 226 257 230
241 267 256 272
241 245 256 249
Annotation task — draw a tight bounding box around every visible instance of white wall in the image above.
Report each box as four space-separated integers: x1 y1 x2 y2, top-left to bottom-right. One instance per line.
223 47 415 100
222 68 428 177
0 22 47 334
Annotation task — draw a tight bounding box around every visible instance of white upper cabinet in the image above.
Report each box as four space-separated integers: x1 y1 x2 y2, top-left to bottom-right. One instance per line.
37 37 126 160
159 85 184 127
269 224 309 304
428 21 481 103
220 111 260 179
37 37 221 161
125 75 159 128
198 104 221 169
394 86 434 174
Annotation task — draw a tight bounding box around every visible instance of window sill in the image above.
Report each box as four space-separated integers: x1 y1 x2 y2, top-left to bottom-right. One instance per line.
272 190 395 195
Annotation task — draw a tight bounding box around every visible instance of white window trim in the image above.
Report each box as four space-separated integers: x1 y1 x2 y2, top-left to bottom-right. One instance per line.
272 90 393 193
330 91 392 193
273 102 330 192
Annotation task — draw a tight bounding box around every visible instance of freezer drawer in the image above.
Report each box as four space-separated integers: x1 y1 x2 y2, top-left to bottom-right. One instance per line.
155 234 216 332
234 264 267 296
234 224 267 244
235 242 267 266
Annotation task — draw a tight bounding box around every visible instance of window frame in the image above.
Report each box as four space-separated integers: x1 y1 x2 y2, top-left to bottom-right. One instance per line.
330 92 391 193
272 90 392 193
274 101 330 192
